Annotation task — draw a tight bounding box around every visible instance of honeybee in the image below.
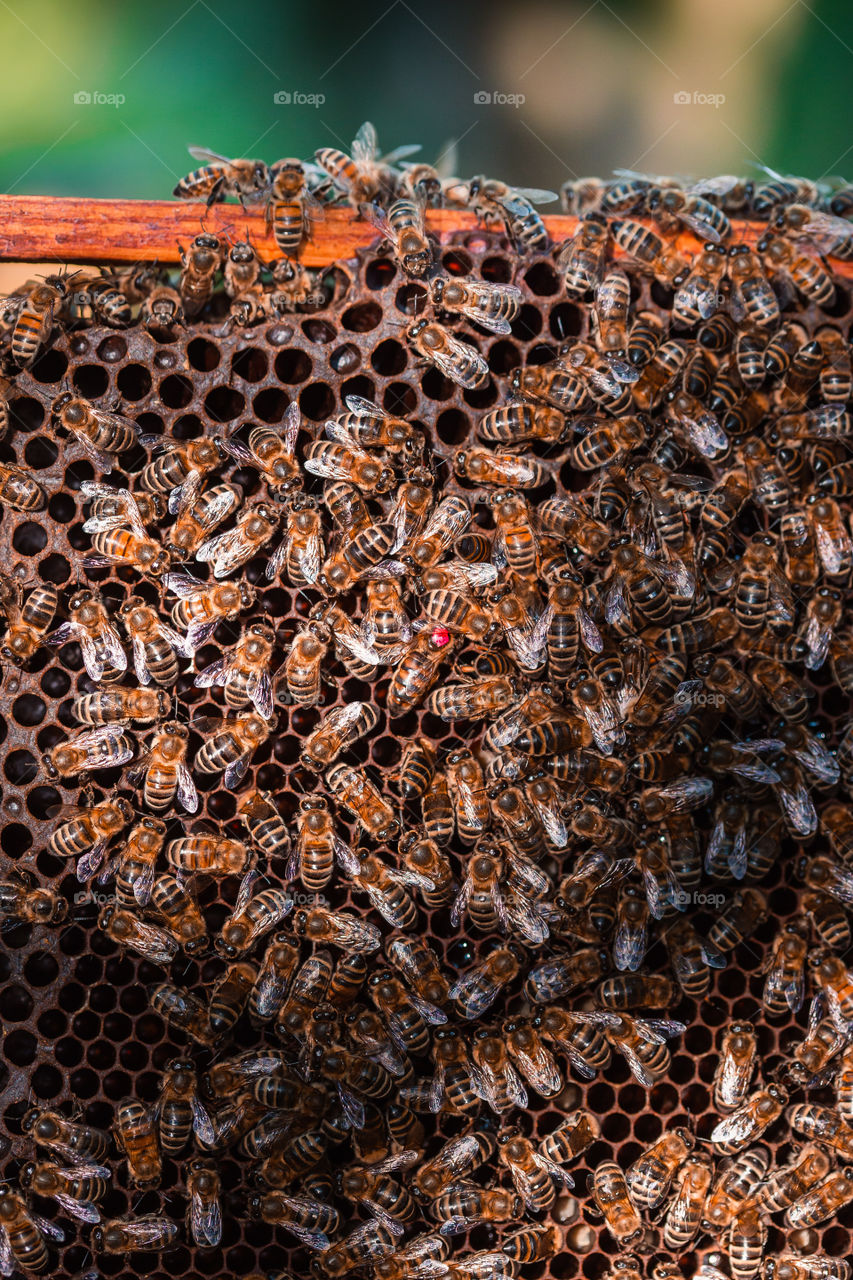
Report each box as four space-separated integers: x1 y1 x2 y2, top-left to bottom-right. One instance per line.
282 621 330 707
429 1185 525 1236
450 945 522 1020
139 435 227 495
267 158 325 253
785 1167 853 1227
92 1214 179 1254
194 620 275 719
498 1129 574 1212
326 763 399 841
477 398 567 447
209 960 257 1038
710 1083 788 1153
662 1152 714 1249
312 1218 399 1277
99 902 178 964
728 243 781 328
759 1144 835 1213
304 438 396 495
149 982 216 1046
114 1099 161 1188
247 934 300 1025
765 1257 850 1280
590 1161 644 1246
48 587 126 681
22 1107 110 1163
192 710 274 787
49 391 136 470
82 486 169 575
524 948 606 1007
5 272 74 366
611 218 689 286
788 1102 853 1160
398 831 454 908
0 872 67 926
761 918 809 1014
127 722 196 814
315 121 420 204
673 242 729 324
185 1157 222 1249
268 494 325 586
165 573 256 649
430 272 522 335
165 832 255 879
19 1158 109 1224
174 147 270 205
0 573 57 667
501 1224 559 1265
164 476 240 561
558 212 609 295
758 230 835 305
141 284 184 329
452 446 550 489
407 319 489 389
626 1127 694 1210
0 1184 64 1273
364 193 432 276
42 725 135 784
197 501 280 578
292 905 382 954
0 460 46 511
155 1056 215 1155
714 1023 758 1111
301 702 379 770
178 232 224 315
216 870 293 958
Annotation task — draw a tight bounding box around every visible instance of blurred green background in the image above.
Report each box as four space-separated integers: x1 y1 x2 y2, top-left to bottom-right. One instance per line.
0 0 851 198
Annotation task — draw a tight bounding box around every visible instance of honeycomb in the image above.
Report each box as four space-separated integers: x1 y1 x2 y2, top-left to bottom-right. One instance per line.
0 217 851 1280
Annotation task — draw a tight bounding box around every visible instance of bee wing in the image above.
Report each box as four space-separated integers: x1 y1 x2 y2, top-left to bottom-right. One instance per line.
407 991 448 1026
187 146 233 164
512 187 559 204
793 734 840 786
186 618 220 650
604 573 630 626
709 1107 759 1147
382 144 423 164
303 450 353 481
673 409 728 459
130 635 153 686
449 969 500 1019
450 876 474 927
194 656 230 688
352 121 378 166
191 1186 222 1248
334 626 384 667
220 435 255 466
76 842 108 883
617 1042 655 1088
245 667 274 720
53 1191 100 1223
505 891 550 945
222 751 252 789
164 572 204 598
613 915 647 972
337 1082 366 1130
127 918 179 963
327 913 382 951
515 1041 563 1096
775 776 818 836
177 763 199 813
131 858 155 906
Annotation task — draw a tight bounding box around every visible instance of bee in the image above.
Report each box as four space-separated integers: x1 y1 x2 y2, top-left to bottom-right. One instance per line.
185 1157 222 1249
165 832 255 879
127 721 196 814
315 121 419 204
49 391 136 470
269 253 315 312
789 1016 847 1083
758 230 835 305
453 175 555 252
430 273 522 335
759 1145 834 1213
164 477 240 561
816 324 852 401
728 244 781 327
42 725 135 784
92 1215 179 1254
371 1233 451 1280
0 872 67 926
785 1167 853 1227
593 268 631 353
326 763 399 841
174 147 270 205
165 573 256 650
611 218 689 286
311 1219 399 1278
304 438 396 495
0 461 46 511
222 238 261 299
22 1107 110 1163
761 918 809 1014
662 1152 714 1249
407 318 488 389
149 982 216 1046
385 935 449 1011
141 284 184 329
0 574 57 667
82 487 169 576
268 494 325 587
149 873 207 953
338 1149 420 1230
48 587 126 682
216 870 293 958
626 1127 694 1210
209 960 257 1039
385 627 454 716
728 1202 768 1280
648 185 732 242
707 888 769 954
99 903 178 965
236 789 291 868
196 501 280 578
788 1102 853 1160
450 945 522 1020
598 972 674 1009
156 1057 215 1154
178 232 224 315
248 1187 340 1249
292 905 382 954
672 242 729 324
6 272 71 366
248 934 300 1024
701 1145 769 1234
19 1158 109 1223
364 193 432 277
302 702 379 770
139 435 227 495
524 948 606 1006
477 398 567 446
398 831 454 908
0 1185 63 1273
498 1129 574 1212
114 1099 161 1188
282 621 330 707
557 213 610 296
710 1083 788 1153
590 1161 644 1246
267 158 324 253
71 685 169 729
809 948 853 1026
194 620 275 719
429 1185 525 1236
714 1023 758 1112
192 710 273 788
339 851 422 932
765 1258 850 1280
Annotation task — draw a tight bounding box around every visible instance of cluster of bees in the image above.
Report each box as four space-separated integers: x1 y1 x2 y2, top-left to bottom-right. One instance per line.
2 126 853 1277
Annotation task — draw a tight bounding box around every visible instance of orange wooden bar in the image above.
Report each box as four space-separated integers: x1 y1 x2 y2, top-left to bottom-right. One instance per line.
0 194 851 276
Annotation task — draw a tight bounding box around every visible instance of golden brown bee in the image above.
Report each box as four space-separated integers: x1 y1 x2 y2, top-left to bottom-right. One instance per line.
208 960 257 1039
758 229 835 305
114 1099 161 1188
222 238 260 300
710 1082 788 1153
0 1185 61 1273
450 945 522 1020
490 490 538 574
216 870 292 958
314 121 418 204
0 872 67 926
785 1167 853 1228
452 446 550 489
92 1214 179 1254
292 905 382 954
301 702 379 770
407 318 488 390
714 1022 758 1112
388 626 455 717
0 461 45 511
809 948 853 1024
268 494 325 587
365 193 431 276
337 1149 419 1229
150 982 216 1046
19 1157 109 1222
165 832 255 879
598 972 674 1009
164 476 240 561
186 1157 222 1249
707 887 769 954
267 158 323 253
425 672 516 721
42 725 136 784
150 873 207 953
49 391 136 469
557 212 610 296
661 1151 714 1250
282 621 330 707
196 500 280 579
626 1127 694 1210
118 595 189 688
478 397 567 446
398 831 454 908
727 1202 767 1280
429 1184 525 1234
764 1257 850 1280
7 272 71 366
128 721 197 814
249 934 300 1024
165 573 256 651
759 1144 834 1214
452 175 555 253
236 788 290 867
178 232 224 315
82 487 169 575
0 574 57 667
431 272 522 334
340 851 421 931
269 253 316 311
157 1056 215 1154
591 1160 644 1246
304 436 396 495
788 1102 853 1160
525 948 606 1006
140 284 184 329
761 918 809 1014
673 242 729 324
498 1129 573 1212
194 620 275 720
71 686 169 727
326 763 398 841
371 1233 451 1280
728 243 781 327
174 147 270 206
22 1107 109 1163
47 795 133 881
311 1218 399 1278
99 902 178 965
139 435 227 495
611 217 689 285
48 586 127 682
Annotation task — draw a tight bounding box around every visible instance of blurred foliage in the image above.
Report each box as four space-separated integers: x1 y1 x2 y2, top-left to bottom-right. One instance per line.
0 0 850 198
